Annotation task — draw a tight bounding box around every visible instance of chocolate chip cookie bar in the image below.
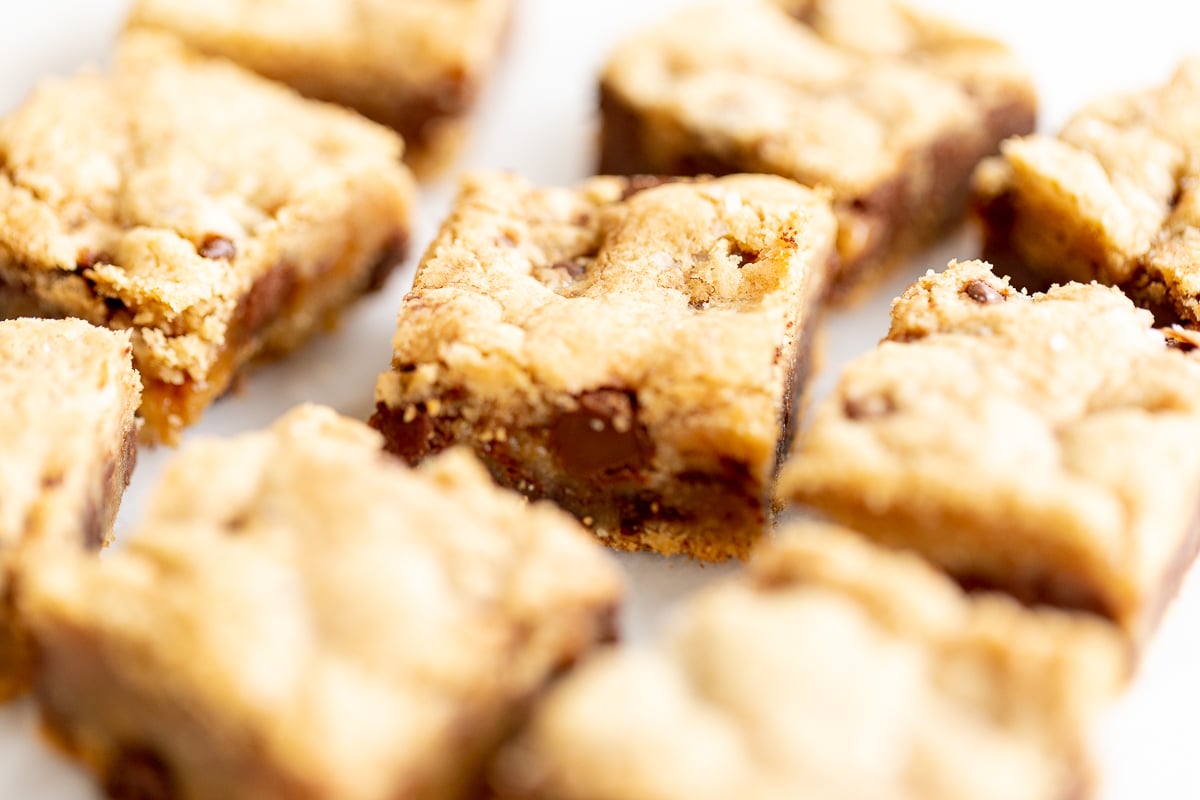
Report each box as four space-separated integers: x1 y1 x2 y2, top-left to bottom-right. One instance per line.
126 0 513 177
371 172 837 561
0 33 416 444
17 405 621 800
0 318 141 699
599 0 1035 300
975 59 1200 325
490 523 1123 800
779 260 1200 640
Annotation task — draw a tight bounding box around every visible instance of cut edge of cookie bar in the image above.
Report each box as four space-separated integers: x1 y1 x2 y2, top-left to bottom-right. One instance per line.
125 0 516 179
0 318 142 701
0 32 416 445
16 404 622 800
371 172 837 562
488 521 1126 800
778 259 1200 641
972 58 1200 325
597 0 1036 303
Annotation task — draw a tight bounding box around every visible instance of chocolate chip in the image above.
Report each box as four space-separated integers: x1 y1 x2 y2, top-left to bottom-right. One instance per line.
550 390 651 476
239 265 295 336
843 394 896 420
371 401 435 466
103 748 175 800
963 279 1004 304
197 235 236 261
733 247 759 267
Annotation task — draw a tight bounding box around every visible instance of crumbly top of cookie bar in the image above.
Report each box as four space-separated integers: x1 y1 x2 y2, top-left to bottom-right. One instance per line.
781 259 1200 624
381 172 835 467
0 32 408 376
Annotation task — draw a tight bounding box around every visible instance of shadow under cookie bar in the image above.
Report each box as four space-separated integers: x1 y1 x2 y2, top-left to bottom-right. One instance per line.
372 173 836 561
973 59 1200 327
779 260 1200 644
597 0 1035 302
0 33 416 445
126 0 515 178
0 319 141 700
489 523 1124 800
17 406 622 800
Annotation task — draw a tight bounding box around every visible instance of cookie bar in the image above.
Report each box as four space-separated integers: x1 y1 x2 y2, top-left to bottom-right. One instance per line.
779 260 1200 639
490 523 1124 800
370 172 836 561
16 405 621 800
599 0 1035 300
975 59 1200 325
0 318 141 699
0 32 416 444
126 0 513 177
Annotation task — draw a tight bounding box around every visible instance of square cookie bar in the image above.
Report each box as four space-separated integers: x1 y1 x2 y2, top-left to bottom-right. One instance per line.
0 33 416 444
975 59 1200 325
0 318 141 699
599 0 1035 300
490 523 1123 800
16 405 621 800
126 0 514 177
371 172 837 561
779 260 1200 640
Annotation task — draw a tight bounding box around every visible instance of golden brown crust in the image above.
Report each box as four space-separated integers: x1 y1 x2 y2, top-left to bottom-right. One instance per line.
779 260 1200 640
372 172 837 561
0 33 416 443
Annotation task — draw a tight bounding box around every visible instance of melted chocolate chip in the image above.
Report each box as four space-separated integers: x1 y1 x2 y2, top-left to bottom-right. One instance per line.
963 279 1004 305
240 265 296 336
732 247 759 267
197 235 236 261
550 390 651 476
371 401 434 466
103 748 175 800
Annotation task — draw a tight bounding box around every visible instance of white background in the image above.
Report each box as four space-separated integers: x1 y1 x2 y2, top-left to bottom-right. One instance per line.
1 1 1199 797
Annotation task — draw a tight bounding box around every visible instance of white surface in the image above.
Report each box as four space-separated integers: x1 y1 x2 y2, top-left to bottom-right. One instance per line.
1 1 1198 797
